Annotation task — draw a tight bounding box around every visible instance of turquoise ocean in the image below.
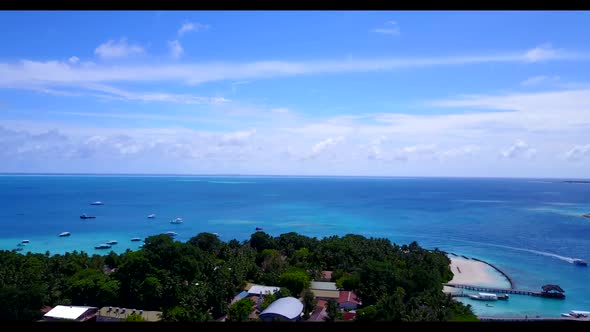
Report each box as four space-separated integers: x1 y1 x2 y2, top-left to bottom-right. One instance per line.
1 174 589 317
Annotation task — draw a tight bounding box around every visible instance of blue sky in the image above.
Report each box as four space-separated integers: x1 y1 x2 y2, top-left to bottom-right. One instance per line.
1 11 590 177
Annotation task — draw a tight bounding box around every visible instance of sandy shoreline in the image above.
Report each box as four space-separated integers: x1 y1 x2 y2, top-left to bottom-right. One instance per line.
443 255 512 294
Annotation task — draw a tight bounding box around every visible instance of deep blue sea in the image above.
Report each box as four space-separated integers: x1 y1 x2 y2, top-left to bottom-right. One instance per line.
1 175 589 317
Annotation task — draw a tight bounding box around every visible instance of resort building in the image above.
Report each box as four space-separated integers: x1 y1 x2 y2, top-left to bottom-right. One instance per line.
259 297 304 321
96 306 162 322
42 305 98 322
310 281 339 300
248 284 281 296
338 291 361 310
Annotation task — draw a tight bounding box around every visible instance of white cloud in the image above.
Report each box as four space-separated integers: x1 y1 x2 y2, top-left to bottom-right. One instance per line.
79 83 230 105
178 22 209 37
218 129 257 146
564 144 590 161
372 21 400 35
168 40 184 59
307 136 344 159
68 56 80 64
500 140 537 159
2 45 585 90
523 43 559 63
94 38 145 59
520 75 560 86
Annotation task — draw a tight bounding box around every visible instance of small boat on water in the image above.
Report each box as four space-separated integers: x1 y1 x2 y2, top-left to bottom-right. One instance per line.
80 214 96 219
165 231 178 237
562 310 590 318
469 293 498 301
573 259 588 266
170 218 183 224
131 237 142 242
497 294 509 300
59 232 71 237
16 243 26 247
147 214 156 219
255 227 263 231
90 201 104 205
21 240 30 244
139 243 145 248
106 240 118 245
12 247 23 252
95 243 112 249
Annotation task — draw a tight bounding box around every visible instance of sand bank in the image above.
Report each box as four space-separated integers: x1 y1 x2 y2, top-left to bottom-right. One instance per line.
443 256 511 294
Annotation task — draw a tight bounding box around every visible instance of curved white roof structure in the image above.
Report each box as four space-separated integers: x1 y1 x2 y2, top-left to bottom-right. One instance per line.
259 297 304 321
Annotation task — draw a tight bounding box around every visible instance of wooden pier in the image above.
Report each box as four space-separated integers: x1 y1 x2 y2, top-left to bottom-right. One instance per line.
444 283 543 296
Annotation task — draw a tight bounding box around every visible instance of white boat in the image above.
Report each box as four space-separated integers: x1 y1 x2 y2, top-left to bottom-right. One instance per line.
573 259 588 266
59 232 71 237
147 214 156 219
90 201 104 205
95 243 111 249
21 240 30 244
170 218 183 224
131 237 142 242
106 240 118 245
569 310 590 318
468 292 498 301
165 231 178 237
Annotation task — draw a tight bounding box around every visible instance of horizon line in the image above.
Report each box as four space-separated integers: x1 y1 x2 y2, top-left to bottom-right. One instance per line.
0 172 587 181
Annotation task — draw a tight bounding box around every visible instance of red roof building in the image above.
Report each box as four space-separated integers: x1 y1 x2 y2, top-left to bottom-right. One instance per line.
338 291 361 309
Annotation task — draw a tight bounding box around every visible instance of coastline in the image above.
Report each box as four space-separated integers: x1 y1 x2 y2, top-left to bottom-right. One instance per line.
444 255 512 292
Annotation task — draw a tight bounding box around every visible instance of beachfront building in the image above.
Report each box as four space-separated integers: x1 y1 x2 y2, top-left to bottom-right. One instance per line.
259 297 304 321
338 291 361 310
42 305 98 321
96 307 162 322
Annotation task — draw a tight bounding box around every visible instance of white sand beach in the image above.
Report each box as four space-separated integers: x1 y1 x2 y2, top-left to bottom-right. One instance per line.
443 256 511 294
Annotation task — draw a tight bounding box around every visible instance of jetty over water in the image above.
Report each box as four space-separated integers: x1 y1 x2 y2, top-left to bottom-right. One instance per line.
444 283 565 299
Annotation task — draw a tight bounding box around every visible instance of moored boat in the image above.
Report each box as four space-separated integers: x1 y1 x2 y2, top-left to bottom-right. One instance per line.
170 217 183 224
90 201 104 205
106 240 118 245
131 237 142 242
12 247 23 252
21 240 30 244
255 227 263 231
147 214 156 219
468 292 498 301
95 243 112 249
165 231 178 237
59 232 71 237
80 214 96 219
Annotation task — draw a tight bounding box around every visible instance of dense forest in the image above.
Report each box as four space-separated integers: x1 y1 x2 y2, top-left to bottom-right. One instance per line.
0 231 476 321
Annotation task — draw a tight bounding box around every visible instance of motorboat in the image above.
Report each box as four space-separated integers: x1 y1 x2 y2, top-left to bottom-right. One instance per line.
12 247 23 252
497 294 509 300
573 259 588 266
106 240 118 245
131 237 142 242
170 217 183 224
80 214 96 219
165 231 178 237
21 240 30 244
16 243 26 247
147 214 156 219
255 227 263 231
468 293 498 301
59 232 71 237
95 243 112 249
90 201 104 205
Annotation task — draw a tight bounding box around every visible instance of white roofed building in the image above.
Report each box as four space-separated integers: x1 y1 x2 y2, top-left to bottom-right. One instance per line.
259 297 304 321
43 305 98 321
247 285 280 296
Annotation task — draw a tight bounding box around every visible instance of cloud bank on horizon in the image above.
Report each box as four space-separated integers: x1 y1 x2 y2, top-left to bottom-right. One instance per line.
0 11 589 178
